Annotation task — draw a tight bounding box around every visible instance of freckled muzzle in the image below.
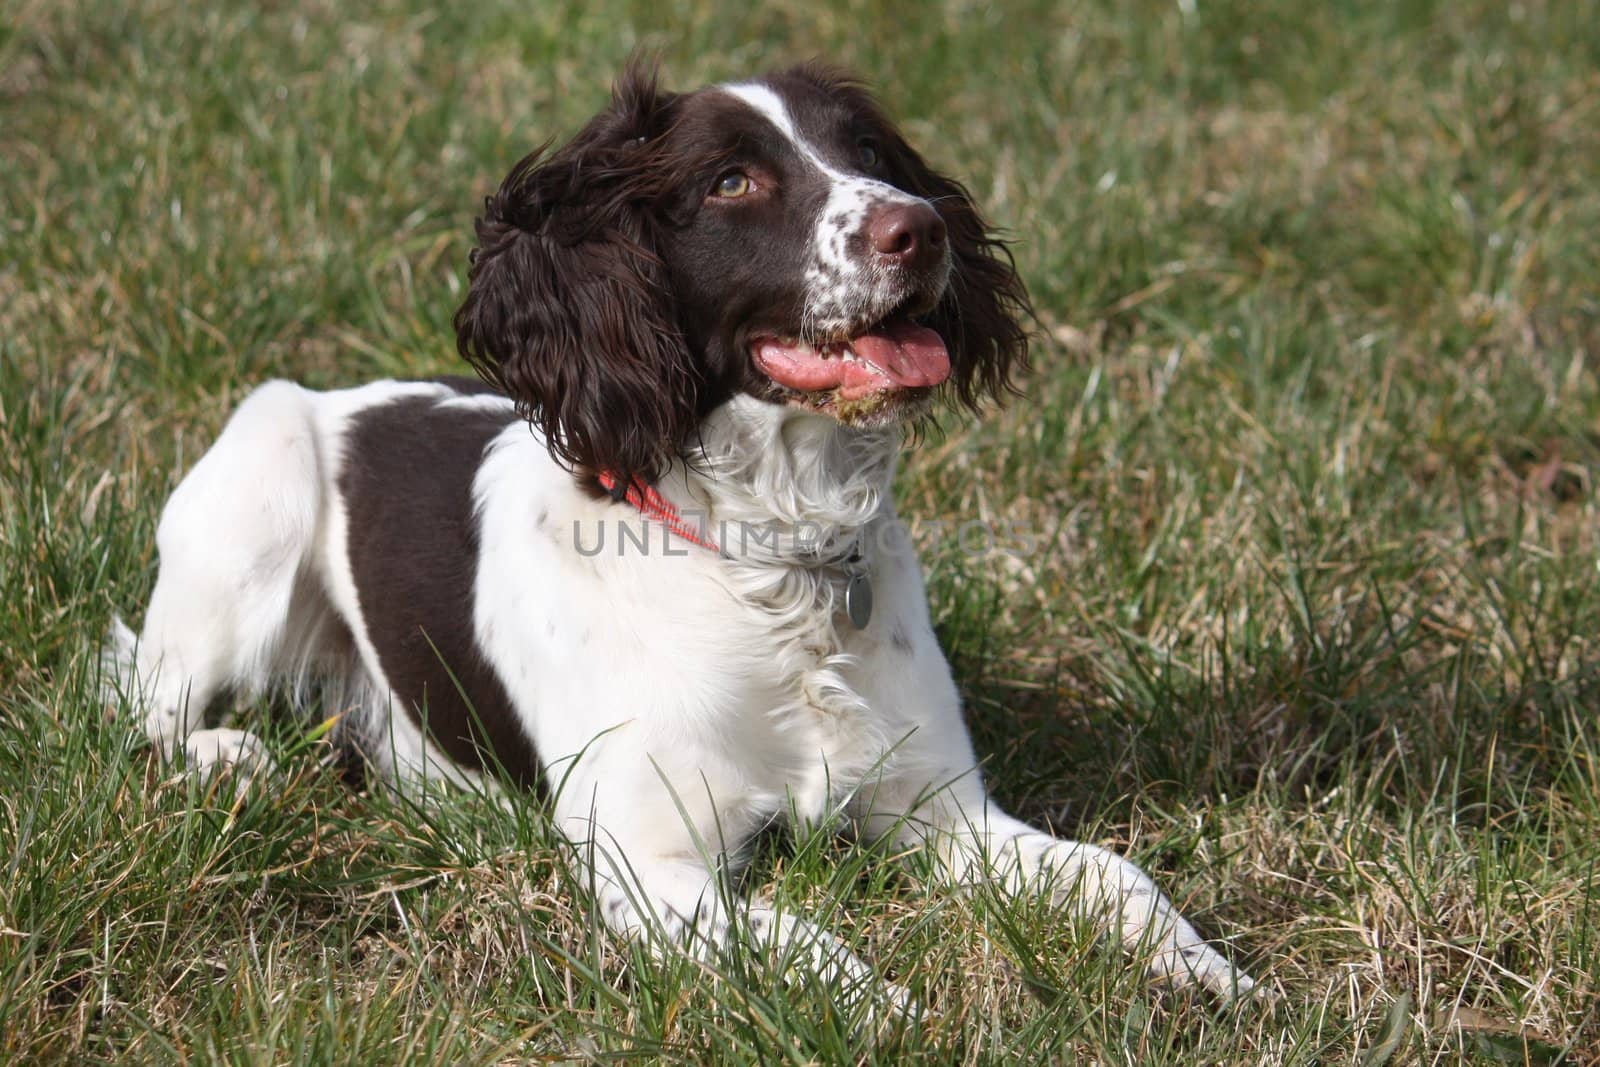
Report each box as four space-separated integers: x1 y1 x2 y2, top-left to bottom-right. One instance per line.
753 195 955 408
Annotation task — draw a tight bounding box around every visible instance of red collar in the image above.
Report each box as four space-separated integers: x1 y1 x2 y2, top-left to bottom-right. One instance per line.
596 472 721 554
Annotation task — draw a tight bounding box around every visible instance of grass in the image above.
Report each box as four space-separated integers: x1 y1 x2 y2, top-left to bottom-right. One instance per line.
3 0 1599 1060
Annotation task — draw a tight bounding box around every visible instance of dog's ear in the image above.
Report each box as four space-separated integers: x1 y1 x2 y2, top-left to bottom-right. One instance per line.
455 60 699 485
890 147 1032 409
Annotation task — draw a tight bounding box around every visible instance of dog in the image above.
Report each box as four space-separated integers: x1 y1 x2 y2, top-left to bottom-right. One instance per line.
105 61 1255 1007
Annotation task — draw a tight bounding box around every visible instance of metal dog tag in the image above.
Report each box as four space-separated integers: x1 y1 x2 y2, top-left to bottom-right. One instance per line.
845 571 873 629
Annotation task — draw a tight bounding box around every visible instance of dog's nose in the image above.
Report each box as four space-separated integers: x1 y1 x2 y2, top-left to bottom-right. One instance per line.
866 202 946 268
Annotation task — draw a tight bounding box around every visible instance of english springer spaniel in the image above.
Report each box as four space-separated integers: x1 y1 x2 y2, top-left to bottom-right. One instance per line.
105 62 1255 1007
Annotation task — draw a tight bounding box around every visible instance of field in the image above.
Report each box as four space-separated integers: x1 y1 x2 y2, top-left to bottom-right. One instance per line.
3 0 1599 1061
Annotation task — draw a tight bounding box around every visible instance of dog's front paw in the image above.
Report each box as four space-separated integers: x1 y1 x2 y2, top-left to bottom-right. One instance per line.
1158 940 1260 1002
182 728 277 786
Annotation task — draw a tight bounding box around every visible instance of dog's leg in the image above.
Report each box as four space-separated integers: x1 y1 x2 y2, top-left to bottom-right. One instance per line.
559 804 906 1014
944 804 1252 997
844 566 1255 998
105 381 323 769
861 777 1255 999
593 853 885 977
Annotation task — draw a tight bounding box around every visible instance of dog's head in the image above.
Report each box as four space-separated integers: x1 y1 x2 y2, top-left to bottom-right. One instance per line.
455 60 1030 484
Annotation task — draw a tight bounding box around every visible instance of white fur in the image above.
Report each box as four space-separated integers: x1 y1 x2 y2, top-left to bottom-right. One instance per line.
104 379 1256 1007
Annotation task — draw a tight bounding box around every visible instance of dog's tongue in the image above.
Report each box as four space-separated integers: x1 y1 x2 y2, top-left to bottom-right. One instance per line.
848 321 952 389
754 320 951 399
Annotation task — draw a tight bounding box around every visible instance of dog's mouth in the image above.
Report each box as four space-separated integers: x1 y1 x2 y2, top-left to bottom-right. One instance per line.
750 315 952 411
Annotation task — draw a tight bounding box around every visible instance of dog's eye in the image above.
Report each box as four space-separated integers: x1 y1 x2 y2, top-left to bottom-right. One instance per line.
712 172 754 199
857 139 880 168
